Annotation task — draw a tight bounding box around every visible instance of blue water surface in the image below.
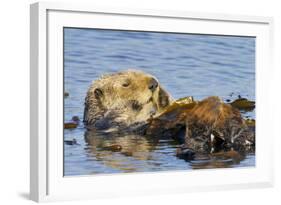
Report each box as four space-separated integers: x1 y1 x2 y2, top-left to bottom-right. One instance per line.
64 28 255 176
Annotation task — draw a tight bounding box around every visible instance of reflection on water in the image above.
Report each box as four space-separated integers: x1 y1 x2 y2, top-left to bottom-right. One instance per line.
64 28 255 176
83 130 254 173
84 131 158 173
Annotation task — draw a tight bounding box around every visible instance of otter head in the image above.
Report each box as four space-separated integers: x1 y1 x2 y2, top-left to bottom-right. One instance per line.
83 69 173 130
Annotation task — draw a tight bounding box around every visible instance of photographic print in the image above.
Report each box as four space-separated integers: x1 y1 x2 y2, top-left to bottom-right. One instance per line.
63 28 255 176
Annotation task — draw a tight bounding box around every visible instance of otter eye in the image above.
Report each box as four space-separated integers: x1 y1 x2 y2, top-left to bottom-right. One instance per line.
122 81 130 87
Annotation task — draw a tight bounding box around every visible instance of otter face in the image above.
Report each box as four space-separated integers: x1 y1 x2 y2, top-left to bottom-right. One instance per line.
84 69 173 129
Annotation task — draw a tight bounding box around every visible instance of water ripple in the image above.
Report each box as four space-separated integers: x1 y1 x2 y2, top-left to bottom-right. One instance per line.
64 28 255 176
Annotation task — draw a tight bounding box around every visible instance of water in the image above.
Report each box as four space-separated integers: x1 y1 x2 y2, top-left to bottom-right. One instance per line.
64 28 255 176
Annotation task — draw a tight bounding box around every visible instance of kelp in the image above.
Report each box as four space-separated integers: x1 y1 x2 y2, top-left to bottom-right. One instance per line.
245 118 255 127
64 122 78 129
64 92 69 97
64 116 80 129
64 138 79 145
230 98 255 111
159 96 196 115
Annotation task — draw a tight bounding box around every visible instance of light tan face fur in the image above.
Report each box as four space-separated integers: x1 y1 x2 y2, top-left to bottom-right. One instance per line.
84 69 173 127
99 71 157 109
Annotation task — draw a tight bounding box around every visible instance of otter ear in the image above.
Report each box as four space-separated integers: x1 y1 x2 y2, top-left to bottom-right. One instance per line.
158 86 172 108
94 88 103 98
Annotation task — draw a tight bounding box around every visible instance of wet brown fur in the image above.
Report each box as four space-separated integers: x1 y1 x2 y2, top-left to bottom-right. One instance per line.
188 96 244 129
183 96 254 153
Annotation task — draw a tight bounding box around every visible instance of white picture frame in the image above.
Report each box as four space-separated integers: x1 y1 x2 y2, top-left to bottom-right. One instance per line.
30 1 274 202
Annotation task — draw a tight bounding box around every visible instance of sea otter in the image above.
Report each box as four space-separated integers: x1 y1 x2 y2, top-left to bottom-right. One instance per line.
83 69 173 130
83 70 254 156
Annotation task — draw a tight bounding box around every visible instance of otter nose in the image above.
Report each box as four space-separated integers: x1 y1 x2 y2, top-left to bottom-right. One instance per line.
148 78 158 92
